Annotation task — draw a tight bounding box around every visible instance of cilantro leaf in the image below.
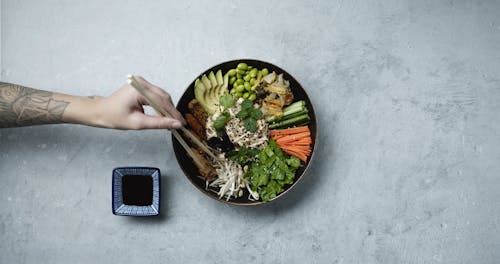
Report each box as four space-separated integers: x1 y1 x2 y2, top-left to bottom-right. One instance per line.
244 117 257 132
219 94 234 109
213 112 230 133
236 109 249 119
286 156 301 168
227 147 260 166
250 108 263 119
240 99 253 110
236 99 262 133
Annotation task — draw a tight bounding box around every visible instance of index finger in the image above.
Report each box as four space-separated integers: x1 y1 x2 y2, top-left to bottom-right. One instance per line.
134 76 186 125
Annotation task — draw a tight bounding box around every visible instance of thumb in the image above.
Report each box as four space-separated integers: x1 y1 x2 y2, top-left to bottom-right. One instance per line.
136 115 183 130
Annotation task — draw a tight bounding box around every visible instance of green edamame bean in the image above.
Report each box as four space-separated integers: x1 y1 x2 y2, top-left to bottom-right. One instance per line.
236 85 245 92
236 73 242 79
242 92 250 99
235 79 244 85
250 78 256 85
230 88 237 94
229 76 236 85
228 69 237 77
244 82 251 91
237 63 248 70
237 69 246 75
250 68 258 77
243 75 251 82
247 65 253 70
248 94 257 101
261 68 269 76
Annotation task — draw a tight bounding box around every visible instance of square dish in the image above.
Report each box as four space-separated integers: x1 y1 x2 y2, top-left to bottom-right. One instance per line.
112 167 160 216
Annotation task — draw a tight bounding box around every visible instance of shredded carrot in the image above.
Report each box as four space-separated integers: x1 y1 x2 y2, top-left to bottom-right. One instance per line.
270 126 310 136
291 138 312 144
270 125 312 161
280 145 309 153
276 132 311 144
271 134 286 140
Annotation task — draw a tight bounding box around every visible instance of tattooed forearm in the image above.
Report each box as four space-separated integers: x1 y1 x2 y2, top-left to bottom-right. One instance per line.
0 82 70 128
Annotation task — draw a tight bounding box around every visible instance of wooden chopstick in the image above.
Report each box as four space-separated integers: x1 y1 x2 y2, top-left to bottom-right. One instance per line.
126 75 217 161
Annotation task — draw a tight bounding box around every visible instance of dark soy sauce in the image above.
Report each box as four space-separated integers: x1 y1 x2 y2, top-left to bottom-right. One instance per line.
121 175 153 206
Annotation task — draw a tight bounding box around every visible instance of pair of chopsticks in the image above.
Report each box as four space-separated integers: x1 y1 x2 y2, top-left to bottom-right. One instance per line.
126 75 217 168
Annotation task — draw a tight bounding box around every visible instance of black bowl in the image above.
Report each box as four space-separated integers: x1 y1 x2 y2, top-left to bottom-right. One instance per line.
172 59 317 206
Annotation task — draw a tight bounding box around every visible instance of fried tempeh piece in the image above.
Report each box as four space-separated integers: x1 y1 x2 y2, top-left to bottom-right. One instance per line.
188 99 207 128
184 113 205 140
191 147 216 180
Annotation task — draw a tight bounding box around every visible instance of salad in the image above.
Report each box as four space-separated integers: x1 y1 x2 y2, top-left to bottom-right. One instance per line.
182 62 312 202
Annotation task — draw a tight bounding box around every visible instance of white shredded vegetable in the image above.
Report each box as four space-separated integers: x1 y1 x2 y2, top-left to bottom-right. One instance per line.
207 159 258 200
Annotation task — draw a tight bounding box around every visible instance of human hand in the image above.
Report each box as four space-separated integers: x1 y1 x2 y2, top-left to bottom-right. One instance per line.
93 77 186 130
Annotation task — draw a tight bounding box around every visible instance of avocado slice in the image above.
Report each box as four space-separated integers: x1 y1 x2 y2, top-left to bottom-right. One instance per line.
201 74 211 90
208 71 218 88
201 74 215 112
213 70 224 100
209 71 220 108
194 79 209 112
216 70 223 87
221 73 229 95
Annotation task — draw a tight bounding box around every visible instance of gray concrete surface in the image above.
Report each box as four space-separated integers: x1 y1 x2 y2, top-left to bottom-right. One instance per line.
1 0 499 263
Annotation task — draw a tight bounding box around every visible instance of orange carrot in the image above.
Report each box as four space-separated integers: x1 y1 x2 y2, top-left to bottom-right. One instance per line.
291 138 312 144
270 125 312 161
281 145 308 153
276 132 311 144
280 146 309 155
271 134 286 140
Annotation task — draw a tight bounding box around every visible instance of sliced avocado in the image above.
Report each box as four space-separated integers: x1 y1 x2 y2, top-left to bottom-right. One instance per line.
205 96 218 114
208 71 218 88
213 70 224 102
195 71 230 114
221 73 229 95
194 79 209 112
209 71 220 107
201 74 211 90
204 87 217 114
216 70 223 87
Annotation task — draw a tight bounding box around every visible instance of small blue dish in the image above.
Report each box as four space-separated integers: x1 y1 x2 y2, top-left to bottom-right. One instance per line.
112 167 160 216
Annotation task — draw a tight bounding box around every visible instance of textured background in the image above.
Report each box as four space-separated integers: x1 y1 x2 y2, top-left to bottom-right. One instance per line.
1 0 500 263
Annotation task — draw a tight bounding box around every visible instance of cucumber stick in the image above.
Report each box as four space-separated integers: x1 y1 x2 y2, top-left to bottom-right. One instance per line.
266 100 307 123
269 113 310 129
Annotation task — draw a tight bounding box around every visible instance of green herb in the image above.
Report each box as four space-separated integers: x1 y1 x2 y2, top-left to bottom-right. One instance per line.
244 117 257 133
219 94 234 109
245 139 303 201
226 147 259 166
236 99 262 133
213 112 230 134
241 99 253 109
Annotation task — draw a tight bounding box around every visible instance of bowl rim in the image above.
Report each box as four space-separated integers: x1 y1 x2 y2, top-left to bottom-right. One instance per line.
172 58 319 206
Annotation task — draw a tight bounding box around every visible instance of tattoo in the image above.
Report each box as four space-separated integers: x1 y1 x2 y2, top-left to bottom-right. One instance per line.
0 82 70 128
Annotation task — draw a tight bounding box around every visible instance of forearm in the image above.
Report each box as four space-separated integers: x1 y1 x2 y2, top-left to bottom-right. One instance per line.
0 82 101 128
